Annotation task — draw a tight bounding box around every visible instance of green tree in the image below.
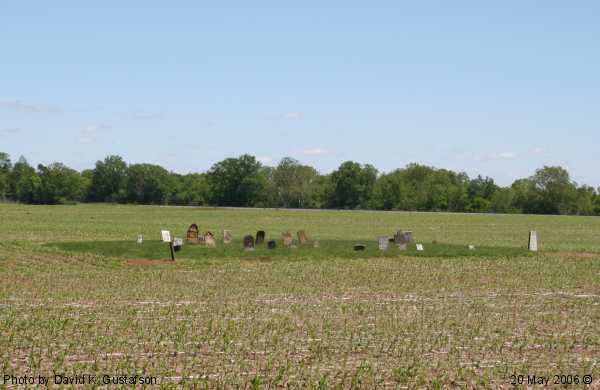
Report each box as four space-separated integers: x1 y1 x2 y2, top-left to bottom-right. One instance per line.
36 163 86 204
370 170 408 210
489 187 516 213
327 161 377 209
171 173 210 205
8 157 40 203
89 155 128 202
272 157 320 208
207 154 265 206
126 163 174 204
0 152 11 200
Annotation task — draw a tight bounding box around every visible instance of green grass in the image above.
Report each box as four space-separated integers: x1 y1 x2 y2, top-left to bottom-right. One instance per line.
50 239 532 261
1 203 600 388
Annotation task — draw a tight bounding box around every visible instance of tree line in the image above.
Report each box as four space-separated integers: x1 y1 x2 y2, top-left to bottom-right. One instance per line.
0 151 598 215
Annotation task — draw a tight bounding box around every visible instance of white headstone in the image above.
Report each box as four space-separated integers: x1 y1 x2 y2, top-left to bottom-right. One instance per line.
137 234 143 244
160 230 171 242
173 238 183 247
528 231 538 252
416 244 424 251
378 236 389 251
468 244 475 251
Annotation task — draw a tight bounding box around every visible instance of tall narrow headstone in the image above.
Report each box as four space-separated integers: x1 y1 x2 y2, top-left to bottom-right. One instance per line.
204 231 216 247
297 230 308 245
256 230 266 245
282 232 293 247
378 236 389 251
223 230 232 244
528 231 538 252
243 235 255 251
186 224 199 243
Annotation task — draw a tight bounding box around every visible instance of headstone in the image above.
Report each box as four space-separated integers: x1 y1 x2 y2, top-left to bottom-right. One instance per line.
297 230 308 245
468 244 475 251
137 234 143 244
243 235 255 251
354 244 366 251
204 231 216 247
403 231 414 243
313 240 320 248
528 231 538 252
255 230 266 245
398 243 407 251
173 238 183 252
160 230 171 243
282 232 293 247
223 230 232 244
186 224 199 242
378 236 389 251
416 244 424 251
267 240 276 249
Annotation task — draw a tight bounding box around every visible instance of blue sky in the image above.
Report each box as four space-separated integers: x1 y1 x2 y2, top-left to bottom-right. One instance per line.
1 1 599 186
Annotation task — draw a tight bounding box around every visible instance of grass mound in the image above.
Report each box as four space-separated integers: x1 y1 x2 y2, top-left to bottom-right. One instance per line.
50 239 531 261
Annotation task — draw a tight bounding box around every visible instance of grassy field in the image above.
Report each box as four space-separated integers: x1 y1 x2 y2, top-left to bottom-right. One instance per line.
1 203 600 388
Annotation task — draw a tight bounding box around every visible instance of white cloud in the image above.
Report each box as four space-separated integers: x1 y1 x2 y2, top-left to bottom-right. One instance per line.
78 123 109 144
302 148 329 156
283 112 303 120
493 151 517 160
0 99 60 113
257 156 275 165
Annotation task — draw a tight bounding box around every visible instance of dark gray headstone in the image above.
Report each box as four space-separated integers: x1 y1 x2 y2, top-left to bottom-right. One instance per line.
267 240 276 249
354 244 366 251
256 230 265 245
243 235 255 250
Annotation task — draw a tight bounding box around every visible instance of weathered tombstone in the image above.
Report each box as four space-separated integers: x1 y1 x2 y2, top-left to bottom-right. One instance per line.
186 224 199 243
313 240 320 248
394 230 405 245
137 234 143 244
243 235 255 251
354 244 366 251
416 244 424 251
267 240 276 249
297 230 308 245
255 230 266 245
403 231 414 243
204 231 216 248
398 243 407 251
173 238 183 252
223 230 232 244
468 244 476 251
160 230 171 243
378 236 389 251
528 231 538 252
282 232 293 247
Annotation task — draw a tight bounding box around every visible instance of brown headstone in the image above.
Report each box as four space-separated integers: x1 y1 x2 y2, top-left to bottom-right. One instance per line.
282 231 293 247
186 224 199 243
204 231 216 247
297 230 308 245
255 230 266 245
223 230 232 244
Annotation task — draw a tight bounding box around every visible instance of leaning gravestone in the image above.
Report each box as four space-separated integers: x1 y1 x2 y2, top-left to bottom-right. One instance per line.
282 232 293 247
223 230 232 244
267 240 276 249
297 230 308 245
243 235 255 251
528 231 538 252
256 230 266 245
204 231 216 248
186 224 199 243
378 236 389 251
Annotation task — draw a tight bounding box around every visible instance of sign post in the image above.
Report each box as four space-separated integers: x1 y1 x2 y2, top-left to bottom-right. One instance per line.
161 230 175 261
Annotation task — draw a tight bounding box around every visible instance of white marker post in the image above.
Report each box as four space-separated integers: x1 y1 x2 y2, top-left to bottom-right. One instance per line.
528 231 538 252
161 230 175 260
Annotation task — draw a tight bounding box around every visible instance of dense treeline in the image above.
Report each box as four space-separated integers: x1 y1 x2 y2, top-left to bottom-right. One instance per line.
1 151 599 215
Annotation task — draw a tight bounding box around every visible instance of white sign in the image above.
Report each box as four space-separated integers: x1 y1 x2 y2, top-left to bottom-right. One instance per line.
137 234 143 244
468 244 475 251
416 244 424 251
160 230 171 242
528 231 538 252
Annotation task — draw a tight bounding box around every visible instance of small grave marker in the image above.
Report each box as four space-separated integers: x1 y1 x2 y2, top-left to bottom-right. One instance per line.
398 243 407 251
468 244 475 251
267 240 276 249
403 231 414 243
161 230 171 243
313 240 320 248
137 234 143 244
243 235 255 251
297 230 308 245
282 232 293 247
186 224 199 243
256 230 266 245
354 244 366 251
204 232 216 247
528 231 538 252
223 230 232 244
378 236 389 251
416 244 424 251
173 238 183 252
